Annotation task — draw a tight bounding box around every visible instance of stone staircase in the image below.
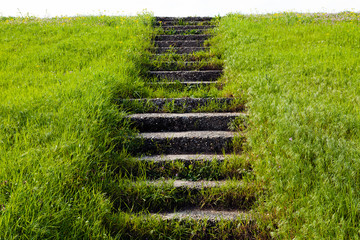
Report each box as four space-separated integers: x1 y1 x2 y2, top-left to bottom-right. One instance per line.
115 17 262 238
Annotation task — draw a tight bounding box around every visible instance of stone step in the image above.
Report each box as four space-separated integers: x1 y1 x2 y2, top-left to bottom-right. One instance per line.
148 61 223 71
139 154 227 162
112 210 260 239
148 81 216 88
155 40 205 48
156 208 252 222
129 154 251 180
156 17 213 23
162 25 215 31
114 179 256 212
149 70 222 82
129 112 244 132
155 47 209 54
138 131 236 154
155 34 211 41
117 97 243 113
162 29 209 35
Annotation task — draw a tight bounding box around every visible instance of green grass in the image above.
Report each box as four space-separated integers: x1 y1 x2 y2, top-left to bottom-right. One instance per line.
212 12 360 239
0 14 153 238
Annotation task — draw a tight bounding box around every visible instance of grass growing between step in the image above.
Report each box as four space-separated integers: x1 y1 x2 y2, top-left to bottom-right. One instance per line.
0 14 153 238
213 12 360 239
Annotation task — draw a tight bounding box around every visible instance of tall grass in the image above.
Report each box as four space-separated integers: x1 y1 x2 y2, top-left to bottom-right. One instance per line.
0 14 153 238
213 12 360 239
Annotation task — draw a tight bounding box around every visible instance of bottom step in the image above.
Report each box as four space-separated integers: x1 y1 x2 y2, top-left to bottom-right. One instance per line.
107 210 268 240
156 208 251 222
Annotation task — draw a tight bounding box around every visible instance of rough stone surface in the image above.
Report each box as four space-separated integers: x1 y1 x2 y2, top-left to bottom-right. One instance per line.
138 131 235 154
129 112 244 132
138 154 228 162
162 25 215 31
148 180 228 189
118 97 241 113
155 34 211 41
155 47 208 54
155 40 205 48
156 17 213 22
149 62 223 71
156 208 252 221
149 70 222 81
149 81 216 87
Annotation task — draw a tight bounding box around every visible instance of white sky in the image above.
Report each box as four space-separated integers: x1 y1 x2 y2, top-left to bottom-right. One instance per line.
1 0 360 17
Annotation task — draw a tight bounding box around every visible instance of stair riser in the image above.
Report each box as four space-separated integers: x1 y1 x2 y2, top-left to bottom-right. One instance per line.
155 40 205 48
162 25 215 31
156 17 213 22
155 34 211 41
130 115 238 132
138 136 234 154
162 29 209 35
149 71 222 81
155 47 208 54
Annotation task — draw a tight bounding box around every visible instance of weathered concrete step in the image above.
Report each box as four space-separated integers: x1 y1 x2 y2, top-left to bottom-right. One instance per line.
129 112 244 132
149 70 222 82
155 47 208 54
162 25 215 31
114 179 255 212
139 154 227 162
156 17 213 22
162 29 209 34
118 97 243 113
156 208 252 222
148 61 223 71
155 40 205 48
113 210 261 239
148 180 228 189
138 131 235 154
155 34 211 41
149 81 216 88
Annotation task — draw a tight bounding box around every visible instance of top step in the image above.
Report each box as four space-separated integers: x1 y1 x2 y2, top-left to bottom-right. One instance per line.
155 17 214 26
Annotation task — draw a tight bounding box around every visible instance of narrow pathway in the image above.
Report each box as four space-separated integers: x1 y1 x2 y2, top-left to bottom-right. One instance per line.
119 17 261 238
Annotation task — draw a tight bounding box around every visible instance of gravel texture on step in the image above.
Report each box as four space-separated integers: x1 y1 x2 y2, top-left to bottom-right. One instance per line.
155 34 211 41
162 25 215 30
162 29 208 34
148 180 228 189
118 97 240 113
156 17 213 22
129 112 243 132
155 40 205 48
149 70 222 81
155 47 208 54
138 131 235 154
138 154 228 162
156 208 251 221
148 81 216 86
149 62 223 71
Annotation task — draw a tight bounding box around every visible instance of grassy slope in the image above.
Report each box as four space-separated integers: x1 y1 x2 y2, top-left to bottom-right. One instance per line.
213 12 360 239
0 15 153 239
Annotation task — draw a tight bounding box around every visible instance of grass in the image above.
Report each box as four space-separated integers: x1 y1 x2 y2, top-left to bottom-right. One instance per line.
212 12 360 239
0 14 153 238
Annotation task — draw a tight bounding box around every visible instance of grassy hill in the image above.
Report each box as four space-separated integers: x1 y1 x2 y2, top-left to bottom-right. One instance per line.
1 12 360 239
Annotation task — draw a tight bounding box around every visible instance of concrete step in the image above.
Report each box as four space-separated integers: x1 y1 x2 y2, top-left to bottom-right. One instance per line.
155 47 208 54
139 154 227 162
149 70 222 82
162 29 209 34
148 61 223 71
162 25 215 31
156 208 252 222
156 17 213 23
138 131 236 154
114 179 255 212
155 34 211 41
117 97 243 113
129 112 244 132
148 81 216 88
155 40 205 48
113 210 260 239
